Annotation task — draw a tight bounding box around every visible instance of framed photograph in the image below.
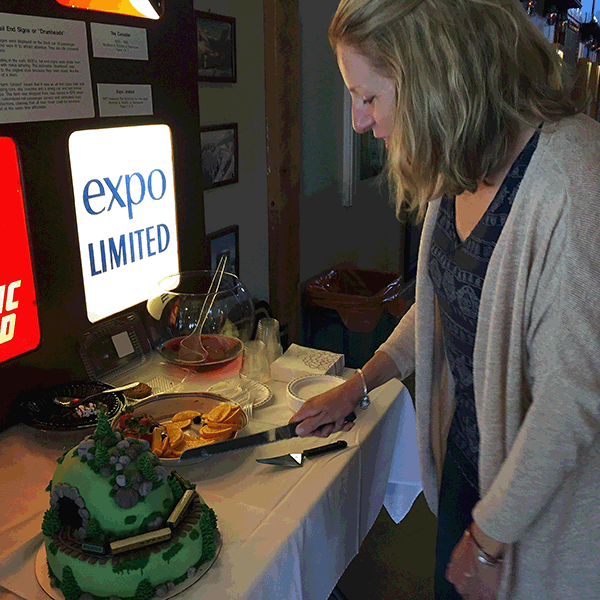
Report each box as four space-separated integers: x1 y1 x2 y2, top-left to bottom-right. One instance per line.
200 123 239 190
196 11 236 83
206 225 239 276
358 132 386 181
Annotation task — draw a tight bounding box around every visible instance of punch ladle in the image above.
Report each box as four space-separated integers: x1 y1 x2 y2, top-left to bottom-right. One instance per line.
178 254 228 363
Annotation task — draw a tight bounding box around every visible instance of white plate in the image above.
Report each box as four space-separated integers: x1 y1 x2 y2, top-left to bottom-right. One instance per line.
286 375 346 412
113 392 247 466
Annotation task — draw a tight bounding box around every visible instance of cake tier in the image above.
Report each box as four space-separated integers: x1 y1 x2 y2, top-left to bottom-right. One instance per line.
45 494 218 599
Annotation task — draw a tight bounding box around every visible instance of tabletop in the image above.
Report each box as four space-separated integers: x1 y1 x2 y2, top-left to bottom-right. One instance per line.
0 370 422 600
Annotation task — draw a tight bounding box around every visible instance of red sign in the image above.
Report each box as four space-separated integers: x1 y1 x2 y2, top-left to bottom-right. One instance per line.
54 0 159 19
0 138 40 363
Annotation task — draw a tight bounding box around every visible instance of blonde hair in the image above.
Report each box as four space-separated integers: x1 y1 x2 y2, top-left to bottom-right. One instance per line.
329 0 587 220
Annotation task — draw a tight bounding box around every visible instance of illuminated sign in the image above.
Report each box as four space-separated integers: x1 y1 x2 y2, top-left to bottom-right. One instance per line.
54 0 162 19
69 124 179 323
0 138 41 363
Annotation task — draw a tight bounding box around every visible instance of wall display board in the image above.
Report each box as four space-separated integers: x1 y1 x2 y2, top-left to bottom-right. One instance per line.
97 83 153 117
0 137 41 362
69 124 179 323
90 22 149 60
0 12 94 124
0 1 203 431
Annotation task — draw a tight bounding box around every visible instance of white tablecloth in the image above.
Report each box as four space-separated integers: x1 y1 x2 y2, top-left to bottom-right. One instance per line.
0 373 422 600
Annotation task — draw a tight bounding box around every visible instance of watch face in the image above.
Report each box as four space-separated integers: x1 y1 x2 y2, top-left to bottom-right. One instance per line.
54 0 162 20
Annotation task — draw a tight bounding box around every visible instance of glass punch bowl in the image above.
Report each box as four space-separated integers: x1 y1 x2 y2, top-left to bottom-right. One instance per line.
146 270 255 371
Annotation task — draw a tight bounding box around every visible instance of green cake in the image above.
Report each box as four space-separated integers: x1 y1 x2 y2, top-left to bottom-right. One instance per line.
41 411 218 600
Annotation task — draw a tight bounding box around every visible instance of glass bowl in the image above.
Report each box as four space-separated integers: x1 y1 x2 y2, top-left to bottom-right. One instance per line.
146 270 254 369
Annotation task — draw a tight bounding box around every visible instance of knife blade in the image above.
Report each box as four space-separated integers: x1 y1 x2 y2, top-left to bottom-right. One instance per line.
256 440 348 467
179 411 356 461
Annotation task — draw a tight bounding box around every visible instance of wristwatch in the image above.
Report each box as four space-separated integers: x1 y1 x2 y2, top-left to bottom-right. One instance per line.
355 368 370 409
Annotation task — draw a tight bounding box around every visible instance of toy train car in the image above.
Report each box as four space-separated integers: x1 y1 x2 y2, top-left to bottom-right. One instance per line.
81 541 109 556
110 527 172 555
166 489 195 529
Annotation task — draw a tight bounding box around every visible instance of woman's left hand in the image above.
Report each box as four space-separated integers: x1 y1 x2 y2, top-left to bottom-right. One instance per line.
445 523 505 600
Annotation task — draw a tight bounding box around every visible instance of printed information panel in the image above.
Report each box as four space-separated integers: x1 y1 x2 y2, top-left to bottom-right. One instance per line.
90 23 149 60
0 138 41 363
98 83 153 118
0 12 93 124
69 124 180 323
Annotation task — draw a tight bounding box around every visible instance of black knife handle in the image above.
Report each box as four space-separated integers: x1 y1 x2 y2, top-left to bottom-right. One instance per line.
303 440 348 458
345 411 357 422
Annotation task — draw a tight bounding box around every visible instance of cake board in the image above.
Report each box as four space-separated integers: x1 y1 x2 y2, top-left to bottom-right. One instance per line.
35 530 222 600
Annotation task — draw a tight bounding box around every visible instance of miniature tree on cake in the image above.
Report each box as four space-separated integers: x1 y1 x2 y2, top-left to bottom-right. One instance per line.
94 410 119 447
85 517 104 543
167 474 185 501
41 506 61 537
138 454 159 484
60 566 82 600
199 509 215 562
91 439 110 472
133 578 155 600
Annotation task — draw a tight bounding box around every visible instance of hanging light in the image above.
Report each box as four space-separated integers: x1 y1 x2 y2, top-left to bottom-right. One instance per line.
523 0 537 15
546 4 558 25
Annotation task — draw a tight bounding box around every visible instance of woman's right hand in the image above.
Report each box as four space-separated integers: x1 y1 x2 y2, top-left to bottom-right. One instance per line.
289 379 360 438
289 352 401 438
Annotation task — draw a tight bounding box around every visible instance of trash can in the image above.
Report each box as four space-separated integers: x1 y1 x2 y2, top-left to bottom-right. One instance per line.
302 268 407 368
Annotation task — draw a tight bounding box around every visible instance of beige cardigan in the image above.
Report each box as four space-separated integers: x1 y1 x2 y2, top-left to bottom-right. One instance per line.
379 114 600 599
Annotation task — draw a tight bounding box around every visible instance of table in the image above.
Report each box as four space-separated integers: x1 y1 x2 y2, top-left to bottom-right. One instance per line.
0 371 421 600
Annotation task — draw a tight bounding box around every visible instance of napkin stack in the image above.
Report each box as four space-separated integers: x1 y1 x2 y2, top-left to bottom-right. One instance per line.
270 344 345 382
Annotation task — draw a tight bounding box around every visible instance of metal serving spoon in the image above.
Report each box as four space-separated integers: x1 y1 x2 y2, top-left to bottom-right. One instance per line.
53 381 142 408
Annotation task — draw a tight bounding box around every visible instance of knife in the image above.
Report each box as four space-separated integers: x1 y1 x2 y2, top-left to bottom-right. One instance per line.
256 440 348 467
179 411 356 461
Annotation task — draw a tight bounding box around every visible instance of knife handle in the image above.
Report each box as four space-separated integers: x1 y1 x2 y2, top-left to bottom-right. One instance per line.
303 440 348 458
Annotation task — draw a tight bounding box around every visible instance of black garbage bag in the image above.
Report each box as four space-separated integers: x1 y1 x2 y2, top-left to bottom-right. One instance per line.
304 268 406 333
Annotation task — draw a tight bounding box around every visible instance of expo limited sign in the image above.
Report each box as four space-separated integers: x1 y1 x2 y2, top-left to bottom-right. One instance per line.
0 137 41 363
69 124 179 323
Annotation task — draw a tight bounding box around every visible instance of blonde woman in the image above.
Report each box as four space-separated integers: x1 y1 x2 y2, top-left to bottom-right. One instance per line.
291 1 600 598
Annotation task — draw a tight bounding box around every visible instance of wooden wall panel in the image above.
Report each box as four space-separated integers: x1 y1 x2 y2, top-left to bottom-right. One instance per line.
263 0 301 344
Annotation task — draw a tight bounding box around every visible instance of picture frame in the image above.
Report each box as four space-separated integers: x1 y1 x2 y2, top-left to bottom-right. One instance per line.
342 94 386 206
358 131 386 181
200 123 239 190
206 225 239 276
196 11 236 83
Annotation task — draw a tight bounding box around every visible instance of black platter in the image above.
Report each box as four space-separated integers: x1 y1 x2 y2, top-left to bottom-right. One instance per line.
21 380 123 431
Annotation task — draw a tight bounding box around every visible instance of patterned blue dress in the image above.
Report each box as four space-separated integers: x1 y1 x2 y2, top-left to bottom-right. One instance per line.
430 129 540 599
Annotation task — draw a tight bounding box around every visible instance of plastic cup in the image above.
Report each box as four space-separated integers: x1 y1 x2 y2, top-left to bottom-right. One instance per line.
240 340 271 382
255 317 282 365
